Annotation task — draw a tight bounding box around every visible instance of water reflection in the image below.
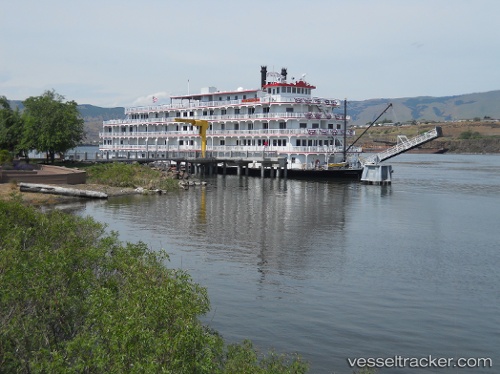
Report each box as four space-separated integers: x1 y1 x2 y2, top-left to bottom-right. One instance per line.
198 187 207 225
77 176 363 289
128 177 357 280
72 155 500 373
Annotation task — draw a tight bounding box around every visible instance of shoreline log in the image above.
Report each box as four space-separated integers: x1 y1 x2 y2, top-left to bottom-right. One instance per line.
19 183 108 199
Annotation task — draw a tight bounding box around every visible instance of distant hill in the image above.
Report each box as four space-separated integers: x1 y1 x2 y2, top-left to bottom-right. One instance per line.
77 104 125 121
347 90 500 127
77 105 125 143
7 90 500 142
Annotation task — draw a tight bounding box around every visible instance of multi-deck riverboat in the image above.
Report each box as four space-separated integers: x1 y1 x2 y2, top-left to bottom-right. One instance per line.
99 66 363 177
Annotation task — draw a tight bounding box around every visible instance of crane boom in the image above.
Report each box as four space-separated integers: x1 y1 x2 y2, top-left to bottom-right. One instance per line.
174 118 209 158
344 103 393 154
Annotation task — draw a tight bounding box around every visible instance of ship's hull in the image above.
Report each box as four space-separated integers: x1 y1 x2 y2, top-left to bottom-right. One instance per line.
218 166 362 180
286 168 362 179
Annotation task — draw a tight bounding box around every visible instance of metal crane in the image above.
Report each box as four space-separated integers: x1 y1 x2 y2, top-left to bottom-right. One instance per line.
174 118 209 158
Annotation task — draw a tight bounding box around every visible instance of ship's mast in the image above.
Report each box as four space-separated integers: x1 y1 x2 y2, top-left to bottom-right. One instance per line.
345 103 393 155
343 99 347 162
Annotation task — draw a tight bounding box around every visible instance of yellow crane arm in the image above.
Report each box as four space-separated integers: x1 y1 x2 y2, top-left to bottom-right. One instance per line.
174 118 209 158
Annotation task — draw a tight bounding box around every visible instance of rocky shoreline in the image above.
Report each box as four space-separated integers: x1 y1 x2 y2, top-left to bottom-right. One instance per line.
362 139 500 155
358 121 500 154
436 138 500 154
0 180 210 206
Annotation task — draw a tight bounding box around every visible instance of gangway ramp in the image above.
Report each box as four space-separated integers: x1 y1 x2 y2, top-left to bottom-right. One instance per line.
361 127 443 165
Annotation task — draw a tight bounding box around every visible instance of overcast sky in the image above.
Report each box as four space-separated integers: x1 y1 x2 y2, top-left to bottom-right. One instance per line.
1 0 499 107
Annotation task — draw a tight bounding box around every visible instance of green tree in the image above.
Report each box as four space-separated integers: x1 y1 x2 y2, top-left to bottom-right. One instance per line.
0 96 26 158
22 90 84 163
0 199 308 373
0 149 13 165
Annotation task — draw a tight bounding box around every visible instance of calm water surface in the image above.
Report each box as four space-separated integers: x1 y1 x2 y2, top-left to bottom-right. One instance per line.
75 154 500 373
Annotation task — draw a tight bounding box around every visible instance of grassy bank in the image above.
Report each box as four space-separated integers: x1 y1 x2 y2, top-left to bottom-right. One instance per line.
0 162 180 205
80 162 180 190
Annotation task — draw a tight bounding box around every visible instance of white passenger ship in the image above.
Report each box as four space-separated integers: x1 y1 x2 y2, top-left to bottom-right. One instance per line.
99 66 362 176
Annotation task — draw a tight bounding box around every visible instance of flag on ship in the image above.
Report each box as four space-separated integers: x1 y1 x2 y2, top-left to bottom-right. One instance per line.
152 96 158 103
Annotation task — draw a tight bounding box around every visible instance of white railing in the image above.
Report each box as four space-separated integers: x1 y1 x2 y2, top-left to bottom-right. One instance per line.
99 128 355 138
360 127 442 165
123 95 342 114
103 111 348 126
98 144 360 155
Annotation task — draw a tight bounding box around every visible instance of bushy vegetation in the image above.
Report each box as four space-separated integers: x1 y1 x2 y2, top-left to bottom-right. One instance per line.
0 149 13 165
84 162 179 190
0 97 24 158
0 198 308 373
458 130 482 139
22 91 85 163
0 92 84 163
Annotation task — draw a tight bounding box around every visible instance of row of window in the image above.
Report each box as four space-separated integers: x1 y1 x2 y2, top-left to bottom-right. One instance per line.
208 87 311 99
215 94 257 101
130 106 300 120
108 138 337 147
112 122 343 133
267 87 312 95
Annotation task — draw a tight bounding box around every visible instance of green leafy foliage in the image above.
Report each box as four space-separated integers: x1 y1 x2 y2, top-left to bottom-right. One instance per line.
224 340 308 374
0 200 308 373
0 96 25 157
0 149 13 165
22 90 85 162
84 162 179 190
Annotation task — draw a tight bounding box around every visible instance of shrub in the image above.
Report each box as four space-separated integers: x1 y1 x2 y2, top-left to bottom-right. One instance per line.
458 130 481 139
13 161 36 170
0 149 13 165
0 200 308 373
84 162 179 190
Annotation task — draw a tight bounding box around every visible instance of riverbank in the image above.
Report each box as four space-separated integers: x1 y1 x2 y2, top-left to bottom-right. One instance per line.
0 182 139 205
357 121 500 153
0 162 181 205
361 138 500 154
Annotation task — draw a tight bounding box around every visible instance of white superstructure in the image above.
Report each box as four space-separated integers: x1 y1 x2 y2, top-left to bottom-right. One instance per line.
99 66 361 170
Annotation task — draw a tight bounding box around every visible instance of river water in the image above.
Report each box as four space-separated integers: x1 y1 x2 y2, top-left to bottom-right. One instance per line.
73 154 499 373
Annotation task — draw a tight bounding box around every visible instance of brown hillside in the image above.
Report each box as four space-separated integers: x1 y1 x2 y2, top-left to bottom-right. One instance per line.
356 121 500 153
